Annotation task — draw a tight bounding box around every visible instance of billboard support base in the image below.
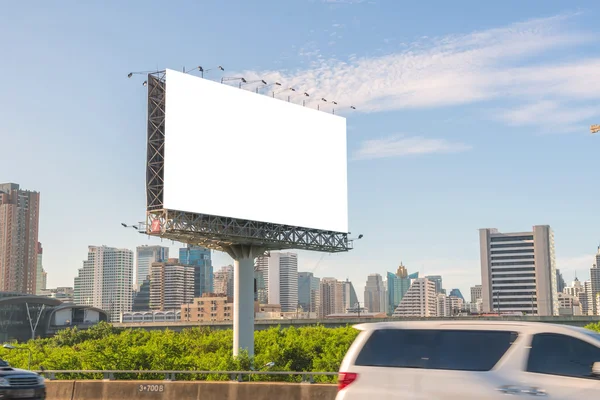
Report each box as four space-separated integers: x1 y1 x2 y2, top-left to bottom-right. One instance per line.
224 244 264 358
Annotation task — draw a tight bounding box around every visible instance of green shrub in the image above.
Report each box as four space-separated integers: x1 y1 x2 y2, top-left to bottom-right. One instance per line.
0 322 359 382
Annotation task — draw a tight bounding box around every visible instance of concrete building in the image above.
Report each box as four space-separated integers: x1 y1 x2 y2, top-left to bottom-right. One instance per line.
149 259 195 311
0 183 40 294
181 293 233 322
364 273 386 313
591 250 600 315
470 284 482 303
479 226 558 316
35 243 47 295
132 278 150 311
73 246 134 322
179 245 213 298
39 287 74 303
213 265 234 298
298 272 320 313
135 245 169 288
557 293 582 316
255 252 298 312
425 275 443 294
392 277 437 317
342 278 358 311
556 269 566 293
437 294 464 317
319 277 345 317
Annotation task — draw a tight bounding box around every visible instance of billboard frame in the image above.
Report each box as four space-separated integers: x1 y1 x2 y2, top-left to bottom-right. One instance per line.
145 71 351 253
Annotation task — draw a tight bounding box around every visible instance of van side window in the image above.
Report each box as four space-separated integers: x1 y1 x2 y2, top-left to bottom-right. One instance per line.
354 329 517 371
527 333 600 379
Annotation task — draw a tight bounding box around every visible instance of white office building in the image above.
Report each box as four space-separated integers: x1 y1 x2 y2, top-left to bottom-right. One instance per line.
74 246 134 322
135 245 169 288
255 252 298 312
149 260 194 311
393 277 437 317
479 226 558 316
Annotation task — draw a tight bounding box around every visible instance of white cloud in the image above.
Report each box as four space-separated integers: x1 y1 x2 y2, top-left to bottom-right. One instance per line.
353 135 471 160
497 100 599 132
240 13 599 131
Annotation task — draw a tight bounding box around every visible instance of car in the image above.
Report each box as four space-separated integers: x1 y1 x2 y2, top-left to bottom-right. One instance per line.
0 359 46 400
336 320 600 400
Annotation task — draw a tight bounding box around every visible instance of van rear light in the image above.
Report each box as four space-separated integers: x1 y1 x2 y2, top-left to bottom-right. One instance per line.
338 372 358 390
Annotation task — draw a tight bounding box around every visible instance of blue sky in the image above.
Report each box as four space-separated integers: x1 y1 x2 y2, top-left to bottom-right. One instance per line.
3 0 600 302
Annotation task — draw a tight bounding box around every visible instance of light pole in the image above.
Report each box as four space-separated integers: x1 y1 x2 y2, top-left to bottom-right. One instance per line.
3 344 31 370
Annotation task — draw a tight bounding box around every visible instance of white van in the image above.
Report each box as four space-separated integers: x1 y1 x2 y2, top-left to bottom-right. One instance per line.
336 321 600 399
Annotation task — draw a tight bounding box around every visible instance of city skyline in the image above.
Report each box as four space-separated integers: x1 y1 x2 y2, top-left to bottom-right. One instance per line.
5 3 600 302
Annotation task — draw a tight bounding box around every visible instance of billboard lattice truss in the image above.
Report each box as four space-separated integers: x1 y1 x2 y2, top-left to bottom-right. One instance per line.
145 71 351 253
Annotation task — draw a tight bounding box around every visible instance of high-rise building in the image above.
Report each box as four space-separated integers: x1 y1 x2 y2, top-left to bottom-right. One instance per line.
319 277 345 317
0 183 40 294
255 252 298 312
298 272 320 313
425 275 443 294
437 294 464 317
590 249 600 315
135 245 169 288
392 277 437 317
448 288 464 302
364 273 386 313
149 259 195 311
386 264 415 314
342 278 358 311
74 246 134 322
213 265 234 298
470 284 482 303
179 245 213 297
35 243 47 295
132 278 151 311
556 269 566 293
479 226 558 316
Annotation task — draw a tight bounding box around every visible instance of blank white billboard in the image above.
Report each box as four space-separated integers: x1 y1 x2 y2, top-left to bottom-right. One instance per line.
163 69 348 233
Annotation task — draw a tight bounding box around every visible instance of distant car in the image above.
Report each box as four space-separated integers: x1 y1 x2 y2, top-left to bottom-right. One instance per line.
0 359 46 400
336 321 600 400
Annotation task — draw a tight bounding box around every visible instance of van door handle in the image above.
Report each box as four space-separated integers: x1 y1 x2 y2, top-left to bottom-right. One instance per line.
497 386 547 396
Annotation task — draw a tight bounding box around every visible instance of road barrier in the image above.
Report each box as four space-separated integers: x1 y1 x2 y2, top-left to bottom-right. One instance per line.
46 379 338 400
39 369 337 383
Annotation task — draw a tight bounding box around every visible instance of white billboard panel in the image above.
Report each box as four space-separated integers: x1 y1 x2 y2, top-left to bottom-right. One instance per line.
163 69 348 233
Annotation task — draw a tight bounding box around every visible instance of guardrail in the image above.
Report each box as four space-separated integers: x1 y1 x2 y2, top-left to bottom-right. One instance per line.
37 370 338 384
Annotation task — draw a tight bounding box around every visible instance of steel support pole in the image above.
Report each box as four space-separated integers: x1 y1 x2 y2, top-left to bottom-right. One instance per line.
224 245 264 358
234 256 255 357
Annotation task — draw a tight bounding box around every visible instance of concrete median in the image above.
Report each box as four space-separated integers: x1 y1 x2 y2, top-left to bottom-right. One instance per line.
46 380 338 400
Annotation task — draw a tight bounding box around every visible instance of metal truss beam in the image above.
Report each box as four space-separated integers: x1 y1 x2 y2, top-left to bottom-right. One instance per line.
146 209 351 253
146 71 166 211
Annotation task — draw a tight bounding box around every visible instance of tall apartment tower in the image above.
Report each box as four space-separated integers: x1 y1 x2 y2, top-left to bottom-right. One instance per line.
179 245 213 297
590 248 600 315
135 245 169 287
213 265 234 298
74 246 134 322
319 277 345 317
470 284 482 303
392 277 437 317
0 183 40 294
35 242 47 295
149 259 195 311
255 252 298 312
364 273 386 313
479 226 558 316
